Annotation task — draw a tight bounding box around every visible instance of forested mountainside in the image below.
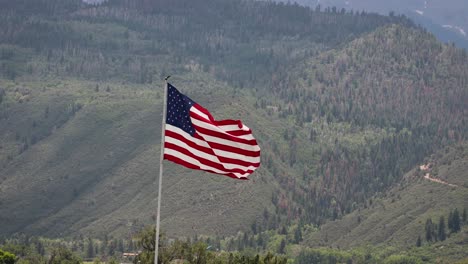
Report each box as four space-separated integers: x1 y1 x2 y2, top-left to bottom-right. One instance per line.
259 25 468 224
305 144 468 250
0 0 466 254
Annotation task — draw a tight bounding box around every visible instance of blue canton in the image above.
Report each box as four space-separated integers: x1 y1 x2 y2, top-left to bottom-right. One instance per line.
166 83 196 136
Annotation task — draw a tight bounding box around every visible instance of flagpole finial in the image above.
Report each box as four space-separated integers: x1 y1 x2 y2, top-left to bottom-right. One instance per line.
164 75 171 81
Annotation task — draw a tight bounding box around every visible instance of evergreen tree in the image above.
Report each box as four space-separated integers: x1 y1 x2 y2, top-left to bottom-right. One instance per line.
425 218 433 242
294 226 303 243
416 235 422 247
87 238 94 259
448 211 454 231
48 247 81 264
118 239 124 253
452 208 461 232
438 216 446 241
278 239 286 254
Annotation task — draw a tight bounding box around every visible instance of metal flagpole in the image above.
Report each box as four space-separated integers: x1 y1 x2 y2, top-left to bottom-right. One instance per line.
155 76 169 264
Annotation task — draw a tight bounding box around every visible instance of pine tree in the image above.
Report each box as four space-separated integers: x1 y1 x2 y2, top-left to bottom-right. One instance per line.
294 226 302 243
278 239 286 254
416 235 422 247
453 208 461 232
118 239 124 253
448 210 454 231
87 238 94 259
438 216 446 241
425 218 433 242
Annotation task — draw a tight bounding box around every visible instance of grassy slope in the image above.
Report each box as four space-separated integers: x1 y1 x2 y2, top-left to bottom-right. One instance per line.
0 2 466 244
304 144 468 252
0 75 276 238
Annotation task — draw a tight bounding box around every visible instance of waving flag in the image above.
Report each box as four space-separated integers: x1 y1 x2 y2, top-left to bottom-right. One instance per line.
163 83 260 179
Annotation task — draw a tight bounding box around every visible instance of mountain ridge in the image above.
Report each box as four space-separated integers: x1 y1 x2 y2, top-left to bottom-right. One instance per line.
0 0 466 250
292 0 468 49
304 143 468 253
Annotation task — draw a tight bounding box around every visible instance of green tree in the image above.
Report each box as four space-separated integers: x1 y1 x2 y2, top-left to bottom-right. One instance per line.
278 239 286 254
0 88 5 104
452 208 461 232
87 238 94 259
0 249 16 264
448 211 454 231
416 235 422 247
438 216 446 241
425 218 433 242
48 247 81 264
294 226 302 243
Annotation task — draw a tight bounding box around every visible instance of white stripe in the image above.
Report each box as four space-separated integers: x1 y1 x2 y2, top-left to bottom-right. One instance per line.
166 124 210 148
196 131 261 152
218 124 250 132
190 119 260 151
191 106 210 120
212 148 261 164
192 118 256 141
165 124 260 164
218 124 256 140
164 136 258 171
226 133 256 140
164 149 249 178
191 106 256 140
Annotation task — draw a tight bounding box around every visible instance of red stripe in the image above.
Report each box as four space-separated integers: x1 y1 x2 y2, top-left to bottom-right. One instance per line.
192 105 247 130
166 131 260 167
164 154 199 170
164 154 249 180
213 119 242 126
224 130 253 136
165 142 255 175
192 104 214 121
192 133 260 157
191 121 259 146
217 155 260 168
190 108 257 145
166 130 215 155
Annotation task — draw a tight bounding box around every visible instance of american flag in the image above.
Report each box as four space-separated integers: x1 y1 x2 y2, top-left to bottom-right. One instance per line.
163 83 260 180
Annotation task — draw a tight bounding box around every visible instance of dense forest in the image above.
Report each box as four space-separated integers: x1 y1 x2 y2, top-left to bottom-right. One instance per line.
0 0 467 263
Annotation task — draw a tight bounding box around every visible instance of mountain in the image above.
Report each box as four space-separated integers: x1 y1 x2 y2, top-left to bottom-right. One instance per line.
0 3 467 260
0 0 415 238
292 0 468 49
305 143 468 249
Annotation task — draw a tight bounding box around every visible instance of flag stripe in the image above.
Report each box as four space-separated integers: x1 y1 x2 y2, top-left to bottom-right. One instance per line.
191 117 257 141
193 134 260 159
218 124 250 132
222 130 256 139
191 117 259 147
190 104 258 143
164 154 248 180
164 142 255 174
166 125 260 161
164 149 250 179
164 135 259 171
190 106 211 121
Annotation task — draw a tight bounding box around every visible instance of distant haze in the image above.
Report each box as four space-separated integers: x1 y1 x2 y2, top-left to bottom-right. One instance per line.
82 0 106 4
291 0 468 47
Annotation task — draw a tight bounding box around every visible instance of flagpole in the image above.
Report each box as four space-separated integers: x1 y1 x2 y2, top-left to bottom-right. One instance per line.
155 77 169 264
